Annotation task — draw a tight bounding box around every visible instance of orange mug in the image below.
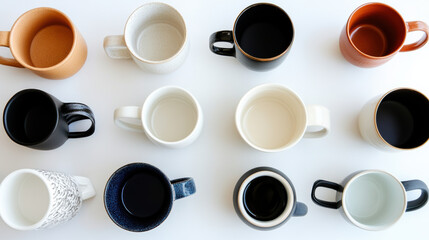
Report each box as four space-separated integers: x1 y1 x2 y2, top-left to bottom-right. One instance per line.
0 7 87 79
339 2 429 68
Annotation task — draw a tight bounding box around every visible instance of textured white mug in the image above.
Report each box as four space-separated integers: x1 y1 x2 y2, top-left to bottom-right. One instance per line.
103 2 189 73
114 86 203 148
236 84 330 152
0 169 95 230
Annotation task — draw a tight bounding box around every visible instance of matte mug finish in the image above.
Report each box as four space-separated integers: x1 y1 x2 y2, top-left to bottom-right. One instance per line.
233 167 307 230
104 2 189 73
236 84 330 152
359 88 429 151
339 2 429 67
0 7 87 79
209 3 294 71
104 163 196 232
3 89 96 150
0 169 95 230
114 86 203 148
311 170 428 231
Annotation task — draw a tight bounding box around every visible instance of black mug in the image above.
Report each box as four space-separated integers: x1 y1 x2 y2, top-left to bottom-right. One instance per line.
209 3 294 71
3 89 95 150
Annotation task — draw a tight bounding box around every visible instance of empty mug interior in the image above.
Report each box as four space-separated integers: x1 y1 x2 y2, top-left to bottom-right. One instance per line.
237 85 306 151
234 3 293 59
10 8 75 68
125 3 186 62
343 172 405 230
143 87 199 143
104 163 173 232
348 3 406 57
376 89 429 149
0 170 51 230
4 90 58 145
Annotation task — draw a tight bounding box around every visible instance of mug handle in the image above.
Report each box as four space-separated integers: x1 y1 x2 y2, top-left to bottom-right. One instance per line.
62 103 96 138
400 21 429 52
113 106 144 132
293 202 308 217
209 31 235 57
103 35 132 59
311 180 343 209
171 177 196 200
73 176 96 200
0 31 23 67
304 105 330 138
402 180 429 212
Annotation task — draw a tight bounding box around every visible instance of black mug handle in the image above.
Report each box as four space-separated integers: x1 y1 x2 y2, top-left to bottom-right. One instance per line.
62 103 96 138
311 180 344 209
402 180 429 212
209 31 235 57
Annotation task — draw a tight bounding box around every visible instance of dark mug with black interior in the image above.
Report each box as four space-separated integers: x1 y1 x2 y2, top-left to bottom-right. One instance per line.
233 167 307 230
358 88 429 151
104 162 196 232
3 89 95 150
209 3 294 71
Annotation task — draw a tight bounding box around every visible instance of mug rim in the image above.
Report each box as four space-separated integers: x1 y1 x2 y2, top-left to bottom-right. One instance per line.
345 2 407 59
9 7 79 71
124 2 188 64
232 2 294 62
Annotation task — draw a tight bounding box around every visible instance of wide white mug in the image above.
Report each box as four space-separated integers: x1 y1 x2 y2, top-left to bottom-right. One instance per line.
114 86 203 148
0 169 95 230
235 83 330 152
103 2 189 73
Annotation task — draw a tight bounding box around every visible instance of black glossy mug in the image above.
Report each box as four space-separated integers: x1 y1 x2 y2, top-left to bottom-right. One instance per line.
209 3 294 71
3 89 95 150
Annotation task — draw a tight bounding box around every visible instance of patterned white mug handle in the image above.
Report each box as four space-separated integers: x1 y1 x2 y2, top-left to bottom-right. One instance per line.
103 35 131 59
73 176 96 200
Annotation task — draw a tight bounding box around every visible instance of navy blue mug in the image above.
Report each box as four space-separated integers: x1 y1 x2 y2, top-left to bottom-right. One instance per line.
104 163 196 232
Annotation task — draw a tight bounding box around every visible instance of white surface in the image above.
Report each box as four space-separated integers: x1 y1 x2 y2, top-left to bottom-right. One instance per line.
0 0 428 239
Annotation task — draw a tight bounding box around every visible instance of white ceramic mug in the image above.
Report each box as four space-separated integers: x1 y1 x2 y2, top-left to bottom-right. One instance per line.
236 84 330 152
103 3 189 73
114 86 203 148
0 169 96 230
311 170 429 231
359 88 429 151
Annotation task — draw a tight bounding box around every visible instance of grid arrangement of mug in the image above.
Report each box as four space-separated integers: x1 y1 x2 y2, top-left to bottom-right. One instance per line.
0 1 428 234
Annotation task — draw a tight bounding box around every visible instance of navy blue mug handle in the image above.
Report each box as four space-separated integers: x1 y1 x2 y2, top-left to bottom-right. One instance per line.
402 180 429 212
171 178 196 200
62 103 96 138
209 31 235 57
293 202 308 217
311 180 344 209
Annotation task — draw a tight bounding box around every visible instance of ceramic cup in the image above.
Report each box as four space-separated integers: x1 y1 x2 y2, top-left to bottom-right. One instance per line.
209 3 294 71
104 3 189 73
359 88 429 151
114 86 203 148
104 163 196 232
339 2 429 67
233 167 307 230
311 170 428 231
3 89 96 150
0 169 95 230
0 7 87 79
236 84 330 152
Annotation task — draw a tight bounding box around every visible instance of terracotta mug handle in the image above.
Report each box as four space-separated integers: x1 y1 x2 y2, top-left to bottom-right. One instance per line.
400 21 429 52
0 31 22 67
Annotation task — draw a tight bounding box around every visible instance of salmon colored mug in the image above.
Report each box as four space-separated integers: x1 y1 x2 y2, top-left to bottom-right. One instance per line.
339 2 429 68
0 7 87 79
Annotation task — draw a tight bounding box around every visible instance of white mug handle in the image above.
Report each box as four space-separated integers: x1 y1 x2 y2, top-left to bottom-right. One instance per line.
304 105 330 138
72 176 96 200
103 35 131 59
114 106 144 132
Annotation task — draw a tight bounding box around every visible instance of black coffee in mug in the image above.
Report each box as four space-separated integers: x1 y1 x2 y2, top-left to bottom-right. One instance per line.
243 176 287 221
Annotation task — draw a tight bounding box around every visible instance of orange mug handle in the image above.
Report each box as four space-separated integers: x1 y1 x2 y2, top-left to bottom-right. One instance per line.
400 21 429 52
0 31 23 67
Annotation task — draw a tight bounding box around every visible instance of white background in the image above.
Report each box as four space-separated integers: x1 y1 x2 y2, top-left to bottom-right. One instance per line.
0 0 428 239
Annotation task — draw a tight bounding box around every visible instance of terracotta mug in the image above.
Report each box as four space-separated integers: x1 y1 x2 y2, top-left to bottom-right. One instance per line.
339 2 429 67
0 7 87 79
